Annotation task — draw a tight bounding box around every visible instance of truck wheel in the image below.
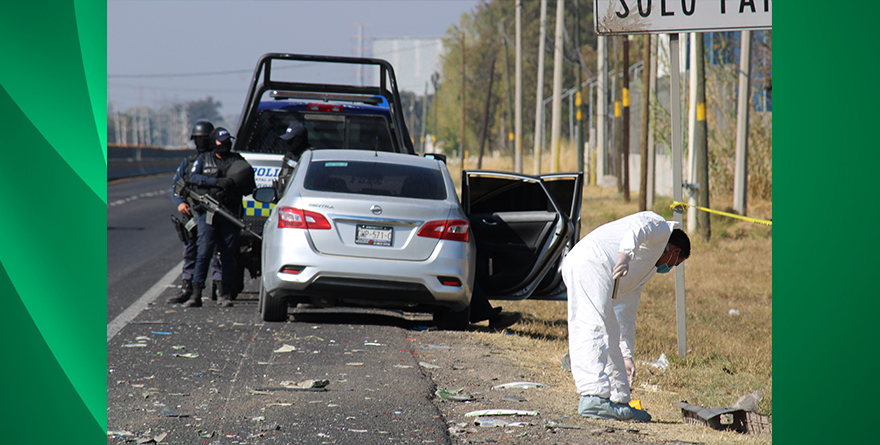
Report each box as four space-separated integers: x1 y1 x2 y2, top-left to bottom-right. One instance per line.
260 284 288 322
433 304 470 331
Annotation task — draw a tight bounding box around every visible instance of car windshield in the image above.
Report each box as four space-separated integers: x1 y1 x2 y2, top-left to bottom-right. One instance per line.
304 160 447 200
244 109 395 154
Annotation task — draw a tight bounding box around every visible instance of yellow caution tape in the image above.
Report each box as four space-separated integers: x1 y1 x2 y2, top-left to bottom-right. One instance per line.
670 201 772 226
623 88 630 107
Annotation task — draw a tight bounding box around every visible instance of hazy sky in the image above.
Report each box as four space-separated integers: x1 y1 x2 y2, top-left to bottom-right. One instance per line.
108 0 480 121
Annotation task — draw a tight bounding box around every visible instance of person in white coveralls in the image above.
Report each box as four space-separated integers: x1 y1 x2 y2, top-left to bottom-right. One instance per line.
562 211 690 421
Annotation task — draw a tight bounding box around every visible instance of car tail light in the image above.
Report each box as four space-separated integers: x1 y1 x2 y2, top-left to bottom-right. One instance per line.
437 276 462 287
306 103 344 113
417 219 469 242
277 207 331 230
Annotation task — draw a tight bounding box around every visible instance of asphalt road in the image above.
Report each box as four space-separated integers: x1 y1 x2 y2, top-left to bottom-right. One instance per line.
108 174 183 322
108 175 452 444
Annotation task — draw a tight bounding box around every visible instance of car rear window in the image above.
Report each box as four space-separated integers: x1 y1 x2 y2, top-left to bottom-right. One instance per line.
245 109 395 154
304 161 447 200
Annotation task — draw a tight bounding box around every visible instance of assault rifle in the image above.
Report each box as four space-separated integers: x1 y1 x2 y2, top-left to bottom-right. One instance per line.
174 177 262 240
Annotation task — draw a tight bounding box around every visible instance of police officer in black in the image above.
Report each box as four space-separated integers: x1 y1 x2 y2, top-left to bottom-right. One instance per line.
167 121 224 304
184 127 255 307
274 122 310 196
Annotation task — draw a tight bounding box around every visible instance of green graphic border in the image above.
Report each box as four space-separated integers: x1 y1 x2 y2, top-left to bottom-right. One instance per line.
0 0 872 443
0 1 106 443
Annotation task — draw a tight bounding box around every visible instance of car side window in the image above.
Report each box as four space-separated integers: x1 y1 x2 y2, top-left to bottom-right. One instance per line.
469 177 551 213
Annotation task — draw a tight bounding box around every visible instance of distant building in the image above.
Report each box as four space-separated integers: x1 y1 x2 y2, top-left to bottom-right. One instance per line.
371 37 443 94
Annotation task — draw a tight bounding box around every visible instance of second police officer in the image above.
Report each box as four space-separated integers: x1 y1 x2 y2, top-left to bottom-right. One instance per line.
167 120 224 304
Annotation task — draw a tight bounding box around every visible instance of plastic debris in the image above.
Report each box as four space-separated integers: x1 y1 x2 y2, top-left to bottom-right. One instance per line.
649 353 669 371
474 418 508 428
426 344 450 350
729 309 741 316
502 395 527 403
107 430 134 437
346 362 364 366
171 345 185 350
280 379 329 389
732 390 763 412
364 342 386 346
152 331 172 335
273 344 296 353
393 364 413 369
419 362 441 369
544 420 585 430
492 382 545 389
123 344 147 348
674 401 770 435
436 388 475 402
561 352 571 371
160 408 187 417
465 409 539 417
173 353 199 358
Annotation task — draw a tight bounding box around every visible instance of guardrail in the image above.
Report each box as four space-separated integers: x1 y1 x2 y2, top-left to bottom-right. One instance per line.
108 144 196 181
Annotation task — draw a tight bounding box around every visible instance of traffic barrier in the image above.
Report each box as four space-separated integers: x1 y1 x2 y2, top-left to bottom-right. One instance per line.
108 144 195 181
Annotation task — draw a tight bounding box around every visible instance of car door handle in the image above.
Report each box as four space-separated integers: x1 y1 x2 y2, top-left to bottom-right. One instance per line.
481 219 497 226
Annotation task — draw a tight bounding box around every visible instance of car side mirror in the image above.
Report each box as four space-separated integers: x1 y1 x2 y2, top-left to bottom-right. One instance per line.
253 187 277 203
425 153 446 164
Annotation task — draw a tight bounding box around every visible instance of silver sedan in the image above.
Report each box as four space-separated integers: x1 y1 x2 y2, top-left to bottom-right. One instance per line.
256 149 476 329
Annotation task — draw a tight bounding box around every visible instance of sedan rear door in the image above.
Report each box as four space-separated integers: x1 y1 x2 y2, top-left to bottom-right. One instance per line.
462 171 582 300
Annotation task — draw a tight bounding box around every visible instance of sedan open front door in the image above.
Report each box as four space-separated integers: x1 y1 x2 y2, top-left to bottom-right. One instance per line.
462 170 583 300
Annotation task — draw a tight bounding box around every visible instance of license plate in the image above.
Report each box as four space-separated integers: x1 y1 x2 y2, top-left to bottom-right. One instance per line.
355 225 393 246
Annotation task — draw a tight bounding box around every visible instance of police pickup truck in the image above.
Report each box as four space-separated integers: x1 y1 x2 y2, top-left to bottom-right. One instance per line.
228 53 416 295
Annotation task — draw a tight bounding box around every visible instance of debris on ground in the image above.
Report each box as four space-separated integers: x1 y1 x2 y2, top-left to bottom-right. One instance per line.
273 344 296 353
674 401 771 435
436 387 476 401
491 381 545 390
464 409 539 417
279 379 330 389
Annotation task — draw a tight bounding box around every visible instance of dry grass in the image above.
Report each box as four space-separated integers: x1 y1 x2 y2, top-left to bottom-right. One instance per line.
446 144 772 442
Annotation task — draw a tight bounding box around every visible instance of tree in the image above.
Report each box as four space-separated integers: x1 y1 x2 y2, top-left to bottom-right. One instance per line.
186 96 226 129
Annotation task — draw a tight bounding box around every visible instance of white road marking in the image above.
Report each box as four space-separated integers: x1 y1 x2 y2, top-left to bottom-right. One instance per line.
107 260 183 342
108 189 170 207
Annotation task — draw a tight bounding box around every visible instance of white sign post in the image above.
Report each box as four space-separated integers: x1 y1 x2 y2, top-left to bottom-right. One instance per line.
593 0 771 358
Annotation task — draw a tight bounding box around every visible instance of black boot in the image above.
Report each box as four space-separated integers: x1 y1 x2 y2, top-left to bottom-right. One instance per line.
217 283 234 308
183 282 204 308
211 280 221 301
166 279 192 304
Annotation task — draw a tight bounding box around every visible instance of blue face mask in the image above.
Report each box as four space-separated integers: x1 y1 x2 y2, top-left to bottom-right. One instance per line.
656 263 672 274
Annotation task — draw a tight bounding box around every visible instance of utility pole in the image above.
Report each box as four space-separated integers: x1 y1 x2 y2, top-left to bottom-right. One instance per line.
646 35 657 208
532 0 548 175
687 33 698 234
549 0 565 173
622 36 631 202
515 0 523 173
575 1 584 176
461 32 467 168
420 81 429 156
695 33 711 239
477 55 497 169
357 24 364 86
431 72 440 151
597 35 607 185
639 34 651 211
734 30 752 215
500 21 514 158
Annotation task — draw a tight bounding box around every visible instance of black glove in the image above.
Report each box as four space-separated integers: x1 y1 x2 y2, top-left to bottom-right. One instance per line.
214 178 233 189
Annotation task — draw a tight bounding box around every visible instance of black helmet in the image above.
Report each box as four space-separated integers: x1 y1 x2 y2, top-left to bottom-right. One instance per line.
190 120 215 139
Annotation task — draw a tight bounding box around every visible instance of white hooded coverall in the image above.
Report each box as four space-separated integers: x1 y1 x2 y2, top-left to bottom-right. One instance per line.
562 211 679 403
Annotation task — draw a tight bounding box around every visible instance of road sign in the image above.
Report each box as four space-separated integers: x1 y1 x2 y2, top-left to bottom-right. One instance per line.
594 0 772 35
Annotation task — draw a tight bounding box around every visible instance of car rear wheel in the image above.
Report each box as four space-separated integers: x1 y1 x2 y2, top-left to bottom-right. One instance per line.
433 303 471 331
260 284 288 322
